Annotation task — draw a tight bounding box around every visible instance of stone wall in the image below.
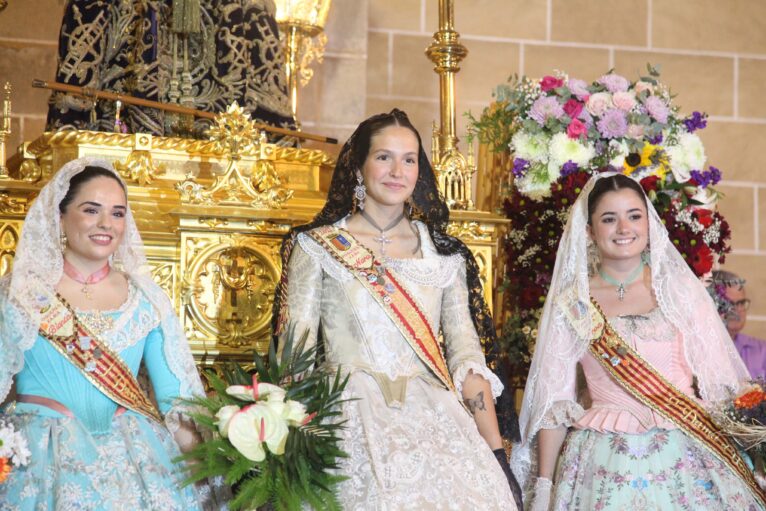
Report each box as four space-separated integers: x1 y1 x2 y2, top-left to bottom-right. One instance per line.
1 0 765 337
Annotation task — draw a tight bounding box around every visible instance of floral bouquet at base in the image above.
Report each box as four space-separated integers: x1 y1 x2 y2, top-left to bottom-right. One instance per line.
713 381 766 482
180 332 349 511
0 418 30 483
468 65 732 377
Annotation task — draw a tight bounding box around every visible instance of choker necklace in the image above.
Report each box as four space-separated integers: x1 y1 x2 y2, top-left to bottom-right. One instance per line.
359 210 406 259
598 260 645 301
63 260 111 300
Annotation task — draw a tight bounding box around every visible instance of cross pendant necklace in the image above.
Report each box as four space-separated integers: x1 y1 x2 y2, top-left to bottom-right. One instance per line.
598 260 645 301
360 210 405 259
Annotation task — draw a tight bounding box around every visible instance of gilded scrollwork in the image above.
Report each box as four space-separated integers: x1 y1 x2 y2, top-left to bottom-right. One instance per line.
182 234 280 349
0 222 20 276
149 262 177 304
114 150 165 186
0 193 26 215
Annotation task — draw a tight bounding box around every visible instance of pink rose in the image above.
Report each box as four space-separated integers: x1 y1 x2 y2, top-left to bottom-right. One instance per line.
540 75 564 92
612 91 637 112
634 81 654 95
567 118 588 139
586 92 613 117
627 124 645 139
563 98 584 119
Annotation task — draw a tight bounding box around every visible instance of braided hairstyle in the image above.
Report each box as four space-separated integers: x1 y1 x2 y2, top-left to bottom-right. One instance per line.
271 109 517 438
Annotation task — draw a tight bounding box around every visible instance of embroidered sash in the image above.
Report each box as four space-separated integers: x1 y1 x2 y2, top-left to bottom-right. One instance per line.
308 225 456 392
35 289 162 423
587 299 766 508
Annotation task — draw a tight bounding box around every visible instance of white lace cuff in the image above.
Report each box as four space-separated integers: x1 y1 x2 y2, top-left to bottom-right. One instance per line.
540 400 585 429
297 232 353 282
453 361 504 399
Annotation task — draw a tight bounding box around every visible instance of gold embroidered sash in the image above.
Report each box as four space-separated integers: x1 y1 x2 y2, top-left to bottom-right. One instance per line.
308 225 455 392
587 299 766 508
36 290 162 423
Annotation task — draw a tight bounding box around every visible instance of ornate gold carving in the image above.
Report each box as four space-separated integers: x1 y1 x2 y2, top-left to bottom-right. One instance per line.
198 217 229 229
175 103 294 208
447 220 492 241
425 0 475 210
182 235 279 349
149 262 177 303
114 134 166 185
0 192 25 214
0 82 12 179
0 222 20 276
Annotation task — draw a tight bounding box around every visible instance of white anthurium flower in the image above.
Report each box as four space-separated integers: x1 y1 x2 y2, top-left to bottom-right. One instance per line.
225 375 286 403
548 133 596 167
228 403 290 462
215 405 241 438
511 130 550 163
283 400 309 427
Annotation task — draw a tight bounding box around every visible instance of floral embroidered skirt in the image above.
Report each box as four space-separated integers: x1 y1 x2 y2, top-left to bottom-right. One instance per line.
552 427 764 511
0 405 202 511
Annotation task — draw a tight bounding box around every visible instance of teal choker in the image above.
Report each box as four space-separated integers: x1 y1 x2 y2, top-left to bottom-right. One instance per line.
598 260 645 301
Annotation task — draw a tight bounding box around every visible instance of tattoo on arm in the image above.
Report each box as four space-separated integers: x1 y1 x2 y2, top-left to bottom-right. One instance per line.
464 391 486 414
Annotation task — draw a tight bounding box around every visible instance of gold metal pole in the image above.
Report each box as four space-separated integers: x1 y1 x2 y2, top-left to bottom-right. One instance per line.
0 82 12 179
283 25 302 126
425 0 473 209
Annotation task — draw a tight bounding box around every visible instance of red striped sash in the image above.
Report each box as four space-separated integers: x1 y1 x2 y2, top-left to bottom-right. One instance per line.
37 291 162 423
308 226 455 392
588 299 766 508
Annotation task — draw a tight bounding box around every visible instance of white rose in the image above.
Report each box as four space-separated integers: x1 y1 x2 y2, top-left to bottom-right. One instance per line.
215 405 241 438
680 132 706 172
691 187 718 208
226 381 286 403
586 92 613 117
283 400 309 427
228 403 289 462
666 143 691 183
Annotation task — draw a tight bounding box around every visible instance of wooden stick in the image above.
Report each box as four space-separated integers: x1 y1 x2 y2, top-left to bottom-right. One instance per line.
33 79 338 144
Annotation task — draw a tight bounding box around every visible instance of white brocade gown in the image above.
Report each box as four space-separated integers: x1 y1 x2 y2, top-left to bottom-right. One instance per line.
281 220 516 511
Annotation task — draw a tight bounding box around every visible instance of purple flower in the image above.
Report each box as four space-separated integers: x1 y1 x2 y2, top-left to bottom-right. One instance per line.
596 109 628 139
649 132 663 144
561 161 579 176
683 111 708 133
644 96 669 124
567 78 590 100
529 96 565 126
512 158 530 178
597 73 630 93
690 166 722 188
709 166 722 185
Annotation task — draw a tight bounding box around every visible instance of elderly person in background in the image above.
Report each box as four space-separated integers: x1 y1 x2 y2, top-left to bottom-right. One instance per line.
713 269 766 380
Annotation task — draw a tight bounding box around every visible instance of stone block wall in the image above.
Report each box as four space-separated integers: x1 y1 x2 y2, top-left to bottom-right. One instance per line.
1 0 765 338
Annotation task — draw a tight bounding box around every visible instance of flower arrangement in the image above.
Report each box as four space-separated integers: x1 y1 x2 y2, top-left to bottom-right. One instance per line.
181 332 349 511
713 381 766 470
0 418 30 483
468 65 732 376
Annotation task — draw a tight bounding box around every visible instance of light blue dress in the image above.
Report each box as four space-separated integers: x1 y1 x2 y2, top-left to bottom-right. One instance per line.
0 284 202 511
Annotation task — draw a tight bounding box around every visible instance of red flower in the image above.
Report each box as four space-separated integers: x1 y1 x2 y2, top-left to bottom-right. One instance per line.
640 175 660 193
691 245 714 275
695 208 714 228
566 118 587 139
563 98 584 119
0 457 10 483
540 75 564 92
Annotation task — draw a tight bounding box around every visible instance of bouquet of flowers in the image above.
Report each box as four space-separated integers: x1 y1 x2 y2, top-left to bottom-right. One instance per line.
713 382 766 471
468 65 732 377
181 332 349 511
0 418 30 483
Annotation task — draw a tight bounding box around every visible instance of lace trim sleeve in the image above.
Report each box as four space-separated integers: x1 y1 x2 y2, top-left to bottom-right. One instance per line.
296 232 353 282
452 361 504 399
539 400 585 429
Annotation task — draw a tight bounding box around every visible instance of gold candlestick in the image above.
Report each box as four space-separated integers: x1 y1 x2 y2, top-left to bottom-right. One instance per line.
425 0 475 210
0 82 12 179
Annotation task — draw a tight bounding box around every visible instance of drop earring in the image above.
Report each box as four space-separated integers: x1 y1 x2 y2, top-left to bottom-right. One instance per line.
60 231 68 253
353 171 366 211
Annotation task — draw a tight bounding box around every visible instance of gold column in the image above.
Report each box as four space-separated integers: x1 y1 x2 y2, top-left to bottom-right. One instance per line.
425 0 474 210
0 82 12 179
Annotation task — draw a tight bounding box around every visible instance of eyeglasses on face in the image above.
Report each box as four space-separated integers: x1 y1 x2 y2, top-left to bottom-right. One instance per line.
732 298 752 311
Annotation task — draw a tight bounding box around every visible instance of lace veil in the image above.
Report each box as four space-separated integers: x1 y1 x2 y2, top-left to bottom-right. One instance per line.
0 157 204 426
509 171 749 493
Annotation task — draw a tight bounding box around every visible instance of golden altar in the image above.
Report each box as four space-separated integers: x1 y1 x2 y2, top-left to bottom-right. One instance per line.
0 126 507 366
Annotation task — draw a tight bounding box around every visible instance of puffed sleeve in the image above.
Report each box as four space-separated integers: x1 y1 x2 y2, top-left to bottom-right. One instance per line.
142 326 183 415
441 259 504 399
277 236 323 362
